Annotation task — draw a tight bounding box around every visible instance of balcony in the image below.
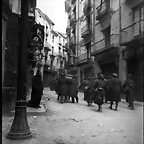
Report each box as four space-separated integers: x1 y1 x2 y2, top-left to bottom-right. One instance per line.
126 0 144 9
75 52 87 65
81 24 92 38
83 0 92 16
91 34 119 55
120 20 144 47
66 27 71 35
96 0 112 21
69 36 76 48
71 0 76 5
70 13 76 26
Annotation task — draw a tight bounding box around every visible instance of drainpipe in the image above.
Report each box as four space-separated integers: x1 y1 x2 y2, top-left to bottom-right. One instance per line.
118 0 126 83
77 0 81 87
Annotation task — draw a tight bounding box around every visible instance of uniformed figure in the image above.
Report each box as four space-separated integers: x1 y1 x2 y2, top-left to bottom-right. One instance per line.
69 76 79 103
105 76 112 103
57 72 68 103
108 73 123 111
86 77 95 106
93 87 105 112
123 74 134 110
80 79 89 101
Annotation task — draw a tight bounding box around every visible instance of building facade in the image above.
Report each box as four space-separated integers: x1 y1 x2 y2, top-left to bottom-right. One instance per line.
2 0 37 112
65 0 143 101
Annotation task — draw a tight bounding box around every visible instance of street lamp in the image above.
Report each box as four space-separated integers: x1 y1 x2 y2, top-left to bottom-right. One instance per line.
6 0 32 139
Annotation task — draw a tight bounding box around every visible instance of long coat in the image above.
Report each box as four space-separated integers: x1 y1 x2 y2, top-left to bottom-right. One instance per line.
69 79 78 97
123 79 134 103
57 75 68 96
94 89 105 105
85 79 95 102
30 75 43 106
105 79 112 101
108 77 123 102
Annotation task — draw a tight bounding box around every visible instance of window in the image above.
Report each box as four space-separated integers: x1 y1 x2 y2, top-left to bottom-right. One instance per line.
52 35 54 43
133 7 141 36
63 39 65 45
52 46 54 54
103 26 110 47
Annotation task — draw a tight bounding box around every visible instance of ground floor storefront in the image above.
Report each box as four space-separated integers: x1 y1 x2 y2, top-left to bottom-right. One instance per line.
122 46 143 102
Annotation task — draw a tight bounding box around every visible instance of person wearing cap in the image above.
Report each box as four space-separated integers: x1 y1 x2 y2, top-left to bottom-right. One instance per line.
108 73 123 111
93 87 105 112
28 70 43 108
123 74 134 110
57 72 68 103
69 75 79 103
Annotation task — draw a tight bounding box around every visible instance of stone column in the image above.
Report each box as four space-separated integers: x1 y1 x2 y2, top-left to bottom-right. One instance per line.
77 67 81 87
119 47 127 84
2 18 7 85
2 0 11 85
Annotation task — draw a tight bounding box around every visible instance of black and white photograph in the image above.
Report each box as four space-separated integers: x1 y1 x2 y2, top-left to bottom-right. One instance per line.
2 0 144 144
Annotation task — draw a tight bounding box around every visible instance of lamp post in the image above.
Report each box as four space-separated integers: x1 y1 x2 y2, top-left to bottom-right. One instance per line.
6 0 32 139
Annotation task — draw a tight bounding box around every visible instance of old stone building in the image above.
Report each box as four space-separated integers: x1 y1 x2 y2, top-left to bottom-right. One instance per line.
65 0 143 101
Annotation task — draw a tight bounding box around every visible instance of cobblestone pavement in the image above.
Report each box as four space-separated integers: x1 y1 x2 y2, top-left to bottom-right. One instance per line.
2 88 143 144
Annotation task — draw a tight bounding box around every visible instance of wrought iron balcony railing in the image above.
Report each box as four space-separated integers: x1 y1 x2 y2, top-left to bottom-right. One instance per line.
125 0 144 8
71 0 76 5
75 52 87 63
70 13 76 26
81 24 92 38
91 34 119 54
121 20 144 45
69 36 76 46
96 0 112 20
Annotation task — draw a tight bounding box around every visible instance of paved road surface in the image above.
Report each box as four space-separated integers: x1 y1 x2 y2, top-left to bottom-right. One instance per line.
2 88 143 144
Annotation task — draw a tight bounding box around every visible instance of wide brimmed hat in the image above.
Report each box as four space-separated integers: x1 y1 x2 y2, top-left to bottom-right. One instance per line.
99 87 103 90
100 74 104 78
113 73 118 77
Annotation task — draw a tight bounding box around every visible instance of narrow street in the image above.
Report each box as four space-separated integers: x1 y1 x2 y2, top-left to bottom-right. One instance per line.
3 88 143 144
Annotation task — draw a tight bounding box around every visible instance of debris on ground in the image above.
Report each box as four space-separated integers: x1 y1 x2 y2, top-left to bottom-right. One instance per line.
69 118 82 122
111 129 114 133
98 124 104 126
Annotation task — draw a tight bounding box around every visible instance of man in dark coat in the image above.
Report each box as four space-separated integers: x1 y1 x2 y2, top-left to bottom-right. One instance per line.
94 87 105 112
108 73 123 111
105 76 112 103
80 79 89 101
123 74 134 110
86 77 95 106
57 72 68 103
69 76 79 103
28 70 43 108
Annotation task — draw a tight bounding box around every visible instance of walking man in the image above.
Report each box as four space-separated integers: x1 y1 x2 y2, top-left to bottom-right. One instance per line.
123 74 134 110
108 73 123 111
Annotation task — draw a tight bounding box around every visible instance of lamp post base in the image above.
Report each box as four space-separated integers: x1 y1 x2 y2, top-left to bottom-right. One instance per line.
6 101 32 140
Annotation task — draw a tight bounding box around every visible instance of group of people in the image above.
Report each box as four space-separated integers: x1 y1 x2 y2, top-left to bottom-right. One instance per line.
80 73 134 111
52 71 135 112
52 72 79 104
27 69 134 112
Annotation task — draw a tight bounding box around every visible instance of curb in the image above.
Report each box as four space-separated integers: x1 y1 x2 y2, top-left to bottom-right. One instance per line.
121 99 143 107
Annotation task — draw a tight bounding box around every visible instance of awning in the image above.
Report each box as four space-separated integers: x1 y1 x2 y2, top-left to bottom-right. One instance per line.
44 41 51 51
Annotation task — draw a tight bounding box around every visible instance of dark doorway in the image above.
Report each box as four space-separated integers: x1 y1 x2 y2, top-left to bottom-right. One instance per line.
100 61 118 79
127 58 143 101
